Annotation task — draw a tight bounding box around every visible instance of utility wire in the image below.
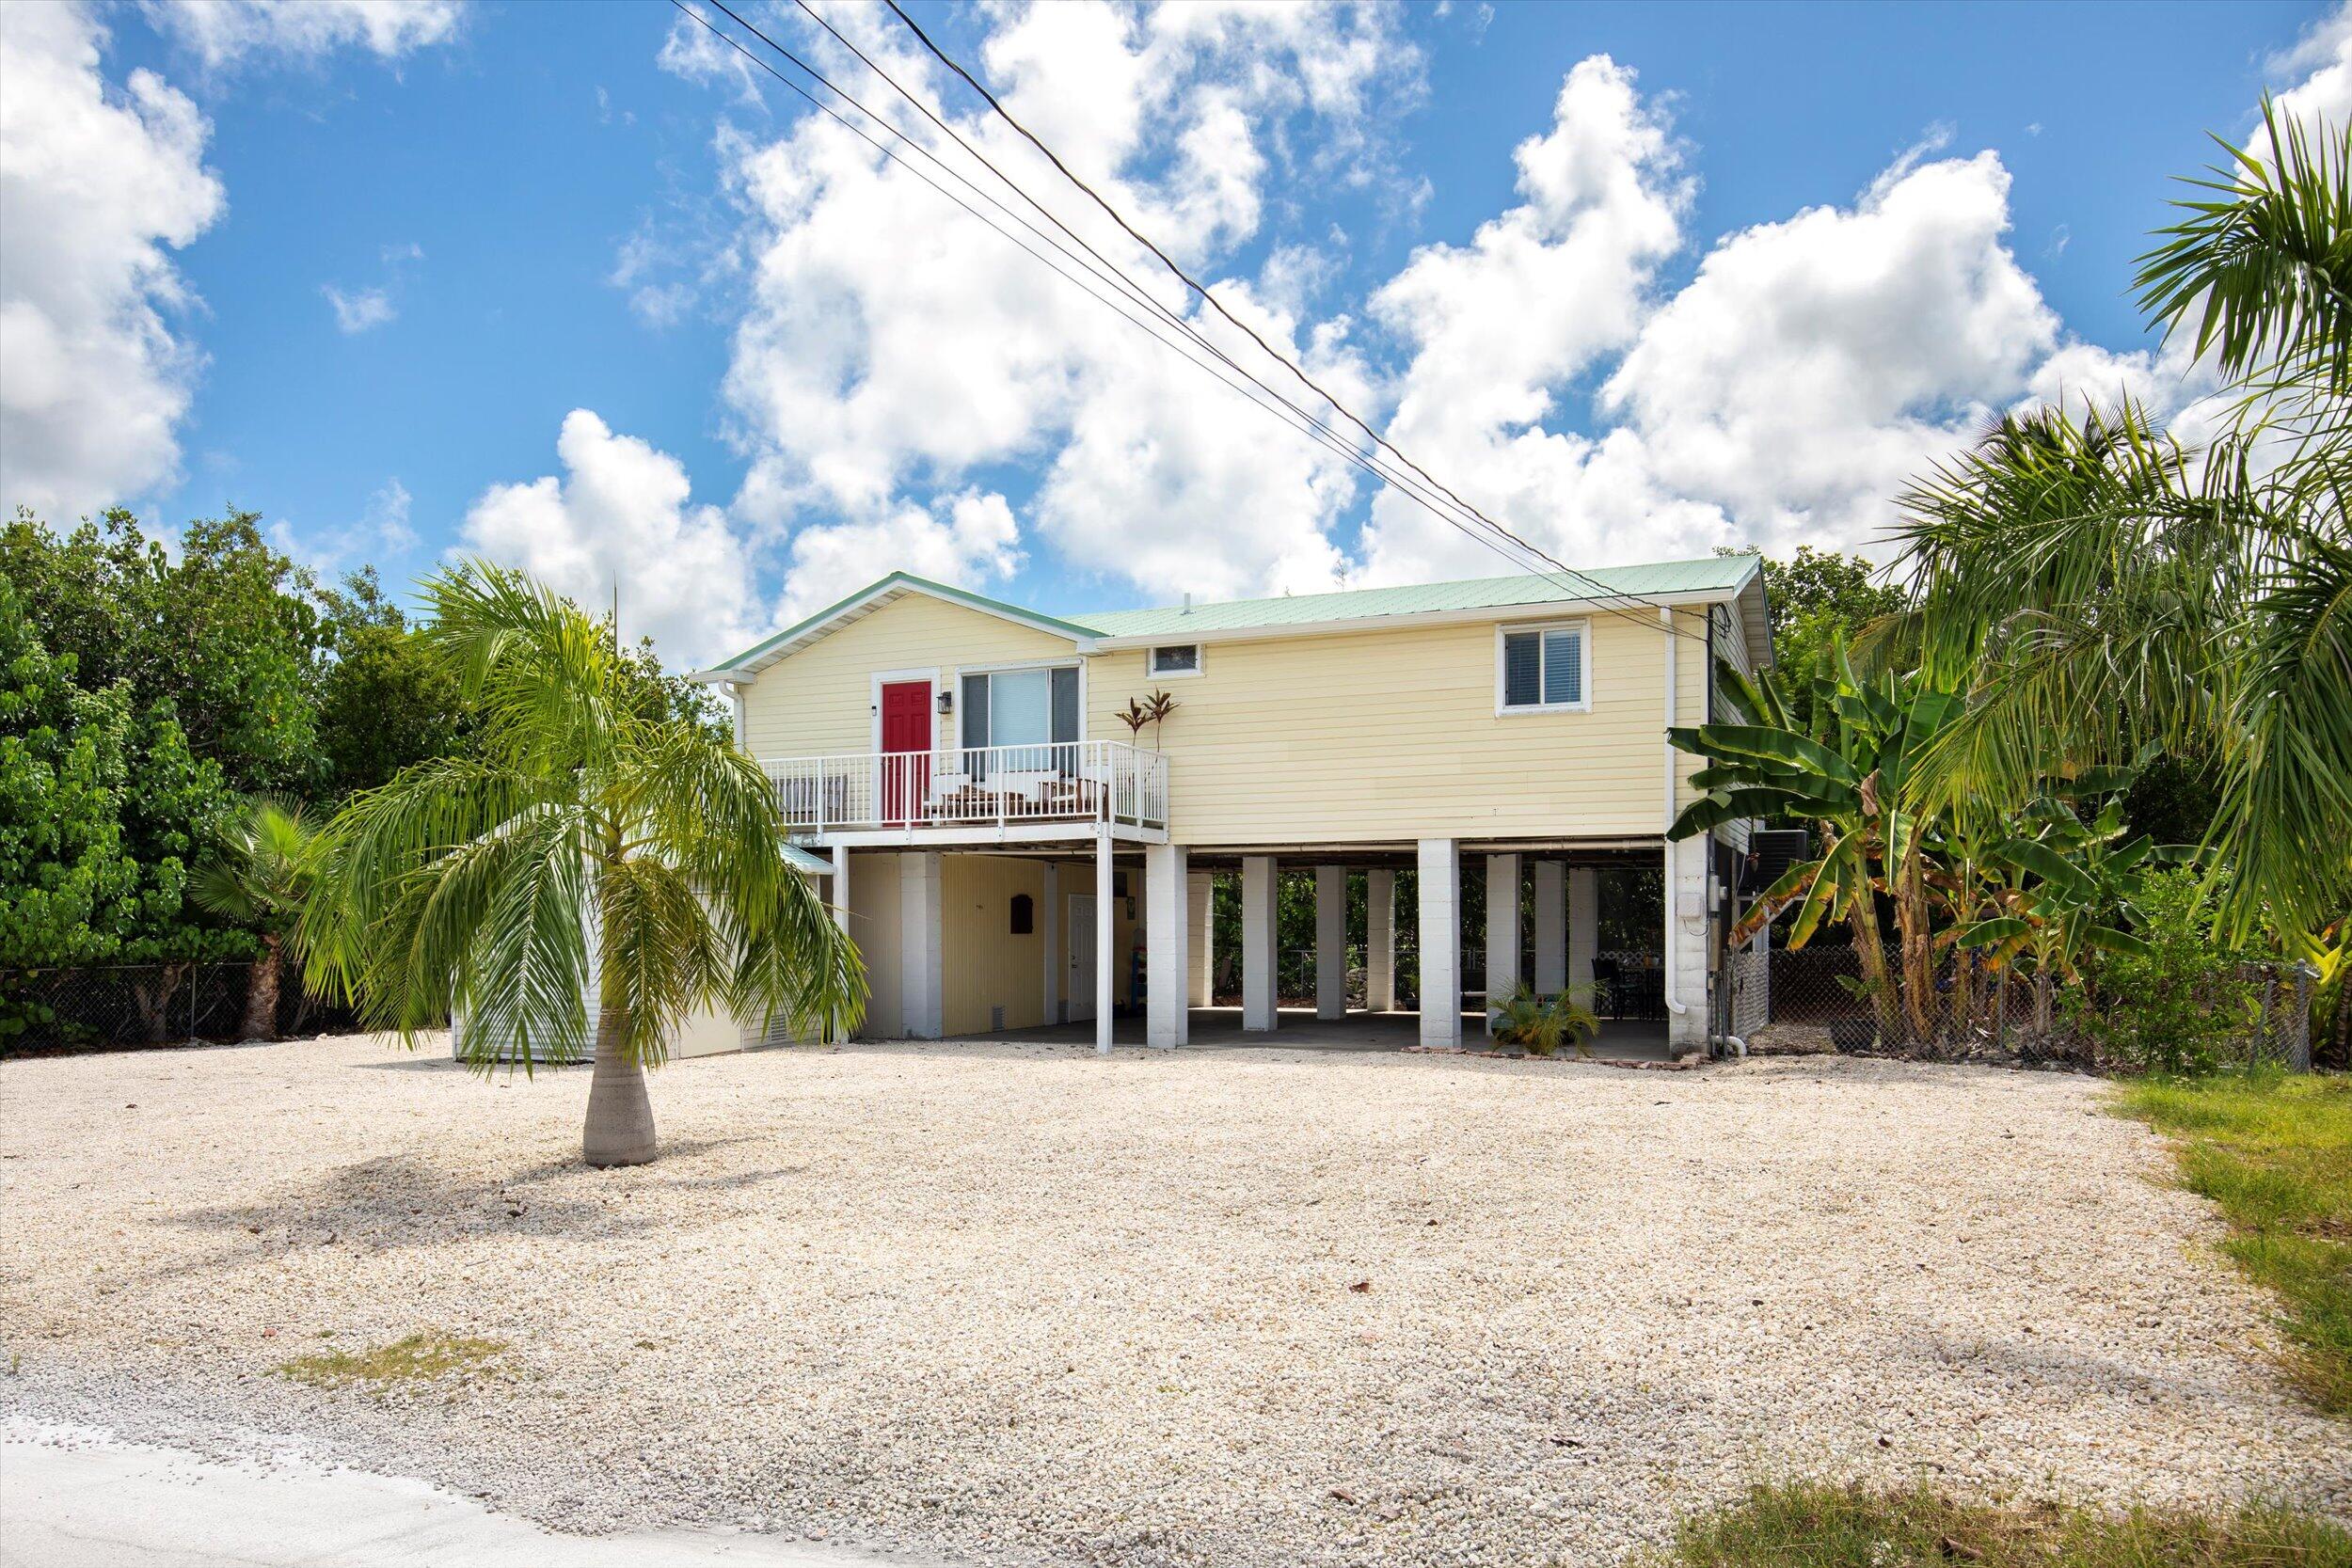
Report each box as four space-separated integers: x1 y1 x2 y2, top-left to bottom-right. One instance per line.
666 1 1433 503
877 0 1711 638
672 0 1712 641
686 0 1583 597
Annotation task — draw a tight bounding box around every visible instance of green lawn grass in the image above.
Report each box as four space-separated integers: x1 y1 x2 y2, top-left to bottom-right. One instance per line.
1646 1482 2352 1567
2113 1069 2352 1417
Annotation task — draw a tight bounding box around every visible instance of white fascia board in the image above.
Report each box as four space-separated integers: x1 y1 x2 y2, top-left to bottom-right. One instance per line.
1086 587 1747 650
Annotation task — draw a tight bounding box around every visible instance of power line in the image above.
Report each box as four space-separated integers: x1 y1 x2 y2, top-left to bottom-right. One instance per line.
665 2 1416 498
876 0 1706 638
667 0 1710 642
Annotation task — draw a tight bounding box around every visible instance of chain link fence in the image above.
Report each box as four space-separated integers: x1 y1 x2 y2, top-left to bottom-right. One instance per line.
1740 944 2315 1069
1 962 361 1056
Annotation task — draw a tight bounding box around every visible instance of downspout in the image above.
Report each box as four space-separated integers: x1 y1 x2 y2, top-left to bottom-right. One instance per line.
1662 607 1689 1021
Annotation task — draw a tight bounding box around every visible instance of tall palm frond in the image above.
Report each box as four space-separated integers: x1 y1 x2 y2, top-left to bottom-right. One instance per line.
301 562 865 1164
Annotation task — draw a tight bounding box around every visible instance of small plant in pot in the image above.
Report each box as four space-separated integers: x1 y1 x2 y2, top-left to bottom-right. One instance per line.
1118 689 1179 749
1489 984 1600 1057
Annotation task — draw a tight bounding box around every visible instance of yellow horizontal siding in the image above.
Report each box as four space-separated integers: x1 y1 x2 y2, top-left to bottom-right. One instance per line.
741 593 1081 760
742 587 1730 849
1093 610 1707 845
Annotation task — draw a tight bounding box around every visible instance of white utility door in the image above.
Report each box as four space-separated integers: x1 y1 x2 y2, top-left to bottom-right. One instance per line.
1068 895 1098 1022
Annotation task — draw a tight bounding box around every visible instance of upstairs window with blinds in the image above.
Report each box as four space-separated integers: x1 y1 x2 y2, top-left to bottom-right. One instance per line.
961 664 1081 774
1496 622 1590 713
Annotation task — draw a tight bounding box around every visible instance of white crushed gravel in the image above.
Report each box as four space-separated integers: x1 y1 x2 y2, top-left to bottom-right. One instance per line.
1 1035 2344 1567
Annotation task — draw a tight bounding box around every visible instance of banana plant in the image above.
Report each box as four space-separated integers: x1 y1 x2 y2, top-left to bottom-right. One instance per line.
1669 649 1966 1044
1952 784 2183 1037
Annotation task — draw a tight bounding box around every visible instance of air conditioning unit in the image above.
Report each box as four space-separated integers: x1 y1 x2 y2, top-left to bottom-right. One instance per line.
1746 829 1811 892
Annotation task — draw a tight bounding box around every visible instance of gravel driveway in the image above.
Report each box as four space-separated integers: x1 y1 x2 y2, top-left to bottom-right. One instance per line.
2 1036 2344 1566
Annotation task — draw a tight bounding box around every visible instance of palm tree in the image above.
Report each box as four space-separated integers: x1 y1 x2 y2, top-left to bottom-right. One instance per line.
300 563 863 1167
191 797 315 1042
1896 102 2351 944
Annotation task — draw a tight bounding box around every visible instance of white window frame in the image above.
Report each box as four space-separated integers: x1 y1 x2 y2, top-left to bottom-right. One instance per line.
950 657 1089 748
1148 643 1204 679
1493 619 1593 716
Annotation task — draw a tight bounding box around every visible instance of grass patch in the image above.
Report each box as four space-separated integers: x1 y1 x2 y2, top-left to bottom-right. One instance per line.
275 1331 507 1389
2113 1069 2352 1417
1646 1481 2351 1567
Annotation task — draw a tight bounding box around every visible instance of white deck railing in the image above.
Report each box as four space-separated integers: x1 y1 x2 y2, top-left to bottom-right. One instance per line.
762 739 1168 836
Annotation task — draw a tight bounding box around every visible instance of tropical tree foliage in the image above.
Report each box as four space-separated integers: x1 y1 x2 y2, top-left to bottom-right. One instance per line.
300 563 864 1166
1898 102 2351 944
191 798 318 1041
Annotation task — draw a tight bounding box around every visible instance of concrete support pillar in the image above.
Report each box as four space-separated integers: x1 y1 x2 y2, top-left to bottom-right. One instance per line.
1534 861 1566 996
1417 840 1460 1049
1365 869 1396 1012
1568 867 1598 993
1666 833 1710 1053
1241 855 1278 1032
1147 844 1189 1049
1186 871 1214 1007
899 851 944 1038
828 847 854 1042
1041 862 1061 1024
1095 833 1115 1053
1485 853 1521 1033
1314 864 1347 1021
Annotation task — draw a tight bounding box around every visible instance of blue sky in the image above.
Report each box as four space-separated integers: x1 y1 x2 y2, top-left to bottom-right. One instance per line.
3 0 2344 667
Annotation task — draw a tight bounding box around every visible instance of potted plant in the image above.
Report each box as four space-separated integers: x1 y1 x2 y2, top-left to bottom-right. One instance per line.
1118 689 1180 750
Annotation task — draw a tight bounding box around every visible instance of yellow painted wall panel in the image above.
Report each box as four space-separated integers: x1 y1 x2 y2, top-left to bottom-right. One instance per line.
1089 610 1710 846
741 593 1081 761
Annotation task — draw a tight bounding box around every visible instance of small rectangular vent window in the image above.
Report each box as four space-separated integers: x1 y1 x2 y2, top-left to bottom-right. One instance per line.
1150 644 1201 676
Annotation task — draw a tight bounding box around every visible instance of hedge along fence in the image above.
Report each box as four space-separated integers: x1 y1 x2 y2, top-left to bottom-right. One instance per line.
0 963 362 1055
1753 943 2318 1070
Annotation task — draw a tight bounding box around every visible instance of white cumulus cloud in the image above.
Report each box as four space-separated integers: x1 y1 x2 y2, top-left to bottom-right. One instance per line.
140 0 465 71
0 0 223 518
704 0 1419 609
322 283 395 334
460 409 765 667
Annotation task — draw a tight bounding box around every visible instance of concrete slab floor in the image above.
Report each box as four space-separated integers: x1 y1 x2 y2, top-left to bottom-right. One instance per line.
964 1006 1679 1061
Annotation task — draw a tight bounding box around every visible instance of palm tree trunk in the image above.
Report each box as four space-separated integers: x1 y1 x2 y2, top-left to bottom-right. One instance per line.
583 990 656 1167
243 934 281 1042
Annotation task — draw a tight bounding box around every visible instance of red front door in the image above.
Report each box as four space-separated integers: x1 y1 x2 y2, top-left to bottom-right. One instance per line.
880 680 931 824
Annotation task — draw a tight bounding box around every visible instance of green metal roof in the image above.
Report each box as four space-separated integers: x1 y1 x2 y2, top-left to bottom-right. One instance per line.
1079 558 1758 639
704 556 1760 673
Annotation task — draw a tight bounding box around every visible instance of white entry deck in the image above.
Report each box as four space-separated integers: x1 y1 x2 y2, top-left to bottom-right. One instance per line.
763 738 1168 847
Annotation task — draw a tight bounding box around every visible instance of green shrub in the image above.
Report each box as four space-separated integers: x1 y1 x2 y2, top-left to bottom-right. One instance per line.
2064 869 2257 1074
1488 984 1600 1058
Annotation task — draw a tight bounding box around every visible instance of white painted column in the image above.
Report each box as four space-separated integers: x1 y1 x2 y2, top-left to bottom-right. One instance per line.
1095 832 1115 1053
1417 839 1460 1049
829 846 853 1042
1365 868 1396 1012
1534 861 1566 996
1485 853 1521 1034
1186 871 1214 1007
1041 862 1061 1025
1241 855 1278 1032
1667 834 1711 1053
1146 844 1189 1049
1568 867 1598 993
899 851 944 1039
1314 864 1347 1021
